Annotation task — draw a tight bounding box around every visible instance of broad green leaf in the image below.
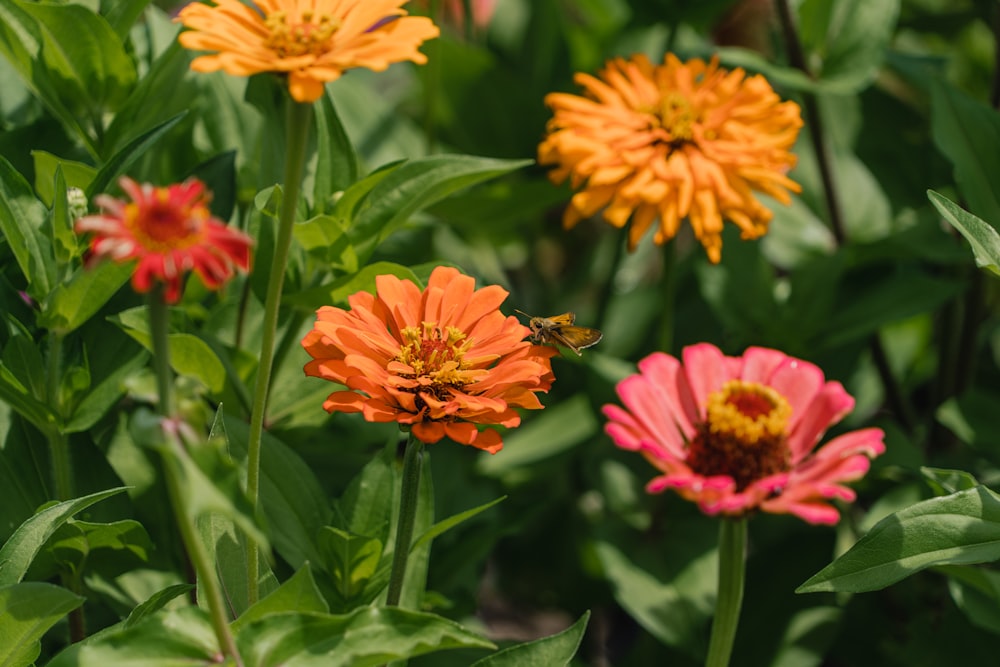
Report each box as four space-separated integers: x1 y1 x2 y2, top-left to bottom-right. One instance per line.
110 308 226 394
318 527 382 604
235 607 494 667
33 152 97 207
1 331 45 405
930 82 1000 225
770 606 842 667
232 565 329 633
223 414 331 568
928 190 1000 277
798 486 1000 593
292 214 348 258
313 90 360 214
331 445 396 550
0 582 84 667
86 111 187 199
15 2 136 114
469 611 589 667
936 390 1000 454
197 512 278 621
64 348 147 434
0 154 55 297
0 487 126 585
800 0 899 93
39 260 134 335
348 154 532 264
477 394 598 476
0 0 94 152
412 495 506 552
921 466 980 496
27 518 152 583
46 606 219 667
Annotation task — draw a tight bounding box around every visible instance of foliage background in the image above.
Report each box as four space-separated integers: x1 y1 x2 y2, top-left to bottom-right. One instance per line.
4 0 1000 665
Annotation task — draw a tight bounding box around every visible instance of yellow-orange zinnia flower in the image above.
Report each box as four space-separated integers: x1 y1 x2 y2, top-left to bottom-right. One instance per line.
176 1 440 103
538 54 803 263
301 267 556 453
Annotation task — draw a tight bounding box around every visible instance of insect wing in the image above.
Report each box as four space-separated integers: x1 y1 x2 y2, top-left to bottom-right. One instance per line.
551 325 603 355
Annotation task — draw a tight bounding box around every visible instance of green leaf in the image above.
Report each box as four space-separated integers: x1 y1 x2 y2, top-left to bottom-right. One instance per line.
235 607 494 667
103 0 154 41
223 413 331 569
46 606 219 667
0 0 94 153
32 152 97 207
64 348 147 433
469 611 589 667
0 154 55 298
110 308 226 394
412 496 506 552
477 394 598 477
0 582 84 667
123 584 195 630
348 154 532 264
930 82 1000 224
313 90 360 214
27 518 152 581
39 260 134 335
921 467 980 496
47 166 77 266
800 0 900 93
928 190 1000 277
0 487 126 585
317 527 383 604
86 111 187 199
940 564 1000 636
0 360 55 434
14 2 136 113
284 261 420 311
197 512 278 621
797 486 1000 593
232 564 329 633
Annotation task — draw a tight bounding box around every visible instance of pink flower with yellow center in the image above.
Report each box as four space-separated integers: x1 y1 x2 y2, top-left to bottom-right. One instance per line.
301 266 556 453
603 344 885 525
75 177 252 304
176 0 440 103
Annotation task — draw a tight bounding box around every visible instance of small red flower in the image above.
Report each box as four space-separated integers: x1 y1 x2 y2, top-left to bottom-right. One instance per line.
75 177 252 303
604 344 885 525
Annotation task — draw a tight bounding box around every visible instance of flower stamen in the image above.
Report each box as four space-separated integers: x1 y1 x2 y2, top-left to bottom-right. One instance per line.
264 10 341 58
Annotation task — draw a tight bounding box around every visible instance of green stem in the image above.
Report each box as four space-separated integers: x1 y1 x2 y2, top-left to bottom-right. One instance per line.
44 332 73 501
245 99 314 605
705 518 747 667
148 284 242 664
385 434 424 607
656 241 678 354
148 286 175 418
162 441 243 666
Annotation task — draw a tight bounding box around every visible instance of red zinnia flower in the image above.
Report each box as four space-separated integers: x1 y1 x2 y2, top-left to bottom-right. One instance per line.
603 344 884 525
75 177 252 304
301 266 556 453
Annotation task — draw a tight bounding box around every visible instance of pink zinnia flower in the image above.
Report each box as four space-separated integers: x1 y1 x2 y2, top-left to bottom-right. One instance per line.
75 177 252 304
603 344 885 525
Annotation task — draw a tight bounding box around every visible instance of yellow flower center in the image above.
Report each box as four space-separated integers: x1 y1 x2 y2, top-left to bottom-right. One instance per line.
686 380 792 491
653 92 697 144
125 189 205 251
396 323 484 390
264 10 341 58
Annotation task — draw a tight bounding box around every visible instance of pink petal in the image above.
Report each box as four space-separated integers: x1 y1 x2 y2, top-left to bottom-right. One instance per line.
787 381 855 462
681 343 732 410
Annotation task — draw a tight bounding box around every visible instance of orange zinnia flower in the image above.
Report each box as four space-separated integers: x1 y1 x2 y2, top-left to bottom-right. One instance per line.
538 54 803 263
176 1 440 103
301 266 556 453
75 177 252 304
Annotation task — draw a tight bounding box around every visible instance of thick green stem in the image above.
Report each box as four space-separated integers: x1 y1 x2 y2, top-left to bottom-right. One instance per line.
705 518 747 667
44 332 73 501
162 442 243 666
385 434 424 607
148 285 241 664
245 99 314 605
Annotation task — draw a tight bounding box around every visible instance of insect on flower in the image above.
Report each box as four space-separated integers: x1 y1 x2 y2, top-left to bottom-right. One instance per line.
517 311 603 356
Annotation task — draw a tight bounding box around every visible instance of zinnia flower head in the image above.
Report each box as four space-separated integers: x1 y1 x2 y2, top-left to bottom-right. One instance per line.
75 177 252 304
538 54 803 263
603 344 885 525
176 0 440 103
301 266 556 453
